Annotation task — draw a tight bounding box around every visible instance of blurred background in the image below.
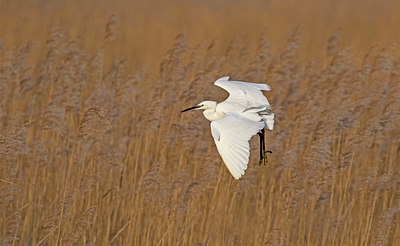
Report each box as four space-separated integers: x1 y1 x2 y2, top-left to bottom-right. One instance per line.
2 0 400 68
1 0 400 245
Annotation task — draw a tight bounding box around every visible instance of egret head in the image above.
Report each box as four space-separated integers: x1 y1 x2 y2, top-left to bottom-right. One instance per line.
181 101 217 112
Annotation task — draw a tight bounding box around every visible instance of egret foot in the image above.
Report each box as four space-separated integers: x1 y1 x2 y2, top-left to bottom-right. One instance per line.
260 150 272 166
259 156 267 166
259 157 264 166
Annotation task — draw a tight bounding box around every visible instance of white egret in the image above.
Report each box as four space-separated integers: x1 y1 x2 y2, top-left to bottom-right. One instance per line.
181 76 274 179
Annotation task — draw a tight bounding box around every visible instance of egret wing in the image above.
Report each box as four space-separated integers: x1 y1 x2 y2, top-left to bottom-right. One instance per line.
210 113 264 179
214 76 271 111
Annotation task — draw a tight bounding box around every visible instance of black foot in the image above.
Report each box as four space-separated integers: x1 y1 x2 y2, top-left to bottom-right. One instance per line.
259 150 272 166
259 157 267 166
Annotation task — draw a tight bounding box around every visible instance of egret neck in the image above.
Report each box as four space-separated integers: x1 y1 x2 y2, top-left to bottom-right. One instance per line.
203 107 226 121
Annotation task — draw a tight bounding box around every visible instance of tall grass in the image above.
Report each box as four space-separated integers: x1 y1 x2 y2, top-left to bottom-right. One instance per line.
1 0 400 245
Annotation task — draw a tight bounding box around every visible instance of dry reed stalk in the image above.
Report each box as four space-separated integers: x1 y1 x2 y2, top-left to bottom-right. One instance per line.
63 206 96 245
1 11 400 245
372 207 400 246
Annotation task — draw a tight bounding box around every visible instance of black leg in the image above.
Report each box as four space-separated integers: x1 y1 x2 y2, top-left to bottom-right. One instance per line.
258 129 273 166
261 128 266 154
261 129 267 166
257 131 263 165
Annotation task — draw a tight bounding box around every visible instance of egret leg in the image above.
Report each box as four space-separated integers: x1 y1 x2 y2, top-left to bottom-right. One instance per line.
261 128 266 153
257 131 263 165
261 128 267 165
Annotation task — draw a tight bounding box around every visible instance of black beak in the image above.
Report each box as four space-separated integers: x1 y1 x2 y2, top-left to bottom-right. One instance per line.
181 105 200 113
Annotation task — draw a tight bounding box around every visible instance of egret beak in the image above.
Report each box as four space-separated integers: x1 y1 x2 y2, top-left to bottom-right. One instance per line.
181 105 200 113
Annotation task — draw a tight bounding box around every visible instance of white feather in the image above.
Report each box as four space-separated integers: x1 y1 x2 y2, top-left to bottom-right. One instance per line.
211 113 264 179
214 76 271 114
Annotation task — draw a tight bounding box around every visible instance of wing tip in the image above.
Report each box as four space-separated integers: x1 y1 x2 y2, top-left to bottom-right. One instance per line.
232 172 242 180
230 165 246 180
215 76 230 84
263 84 271 91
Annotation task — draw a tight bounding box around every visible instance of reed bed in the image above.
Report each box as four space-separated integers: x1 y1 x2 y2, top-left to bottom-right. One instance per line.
1 0 400 245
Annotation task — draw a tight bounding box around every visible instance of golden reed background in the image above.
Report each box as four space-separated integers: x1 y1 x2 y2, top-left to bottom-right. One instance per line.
1 0 400 245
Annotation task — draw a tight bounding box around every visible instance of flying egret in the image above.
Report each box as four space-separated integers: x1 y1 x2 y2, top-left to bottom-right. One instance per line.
181 76 274 180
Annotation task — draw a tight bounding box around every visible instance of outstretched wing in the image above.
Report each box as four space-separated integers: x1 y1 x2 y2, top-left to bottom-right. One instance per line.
214 76 271 112
210 113 264 179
